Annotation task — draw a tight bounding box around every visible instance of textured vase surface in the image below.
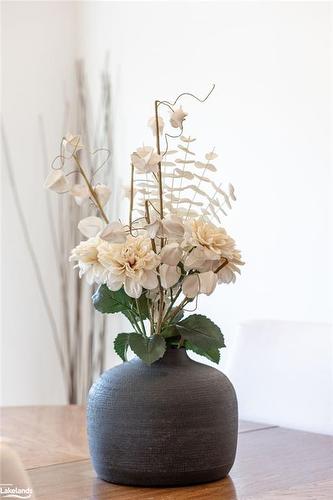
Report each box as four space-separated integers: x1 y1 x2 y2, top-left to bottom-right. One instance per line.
87 347 238 486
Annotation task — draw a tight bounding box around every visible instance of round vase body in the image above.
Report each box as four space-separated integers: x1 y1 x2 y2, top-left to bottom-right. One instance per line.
87 348 238 487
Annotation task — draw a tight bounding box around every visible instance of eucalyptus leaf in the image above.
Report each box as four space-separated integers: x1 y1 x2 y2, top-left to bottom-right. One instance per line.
129 333 166 365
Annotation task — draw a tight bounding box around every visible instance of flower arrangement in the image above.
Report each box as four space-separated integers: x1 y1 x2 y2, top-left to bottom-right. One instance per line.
45 86 244 365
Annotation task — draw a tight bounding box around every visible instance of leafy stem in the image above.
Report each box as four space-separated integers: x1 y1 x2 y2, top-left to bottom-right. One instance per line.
136 298 147 337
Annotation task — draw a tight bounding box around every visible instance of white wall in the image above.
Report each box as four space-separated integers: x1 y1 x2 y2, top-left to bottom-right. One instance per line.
1 1 79 405
2 1 332 424
78 2 332 325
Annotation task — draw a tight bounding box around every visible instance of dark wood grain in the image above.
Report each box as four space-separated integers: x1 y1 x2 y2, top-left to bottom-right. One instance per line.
2 406 332 499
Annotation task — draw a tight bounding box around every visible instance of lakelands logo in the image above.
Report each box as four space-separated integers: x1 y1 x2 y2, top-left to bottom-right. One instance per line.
0 484 33 499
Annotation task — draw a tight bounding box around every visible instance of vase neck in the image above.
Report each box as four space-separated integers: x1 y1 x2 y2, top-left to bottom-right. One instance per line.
154 346 191 367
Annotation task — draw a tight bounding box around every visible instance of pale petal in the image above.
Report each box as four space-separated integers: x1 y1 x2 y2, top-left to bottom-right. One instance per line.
140 269 158 290
70 184 90 205
160 242 182 266
44 169 69 193
184 247 206 270
136 146 153 158
182 274 200 298
131 147 161 174
145 219 162 239
64 134 84 155
94 184 111 207
162 215 185 239
100 221 127 243
148 116 165 136
106 274 123 291
78 216 104 238
217 267 235 284
159 264 181 289
199 271 218 295
170 107 188 128
124 278 142 298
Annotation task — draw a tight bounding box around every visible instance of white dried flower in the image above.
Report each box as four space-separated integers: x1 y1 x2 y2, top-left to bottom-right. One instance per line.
182 274 199 298
170 107 188 129
78 216 104 238
70 184 90 206
131 146 162 174
198 270 218 295
98 235 160 298
145 218 163 239
69 236 106 285
63 134 84 155
44 169 70 193
162 215 185 240
184 246 208 271
94 184 111 207
159 264 181 289
100 221 127 243
182 270 217 298
148 116 165 136
160 242 182 266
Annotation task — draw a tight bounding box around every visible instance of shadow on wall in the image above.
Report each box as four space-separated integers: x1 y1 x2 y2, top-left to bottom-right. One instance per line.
226 320 333 435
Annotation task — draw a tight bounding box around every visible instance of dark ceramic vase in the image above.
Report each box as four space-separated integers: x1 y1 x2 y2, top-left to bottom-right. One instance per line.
87 347 238 487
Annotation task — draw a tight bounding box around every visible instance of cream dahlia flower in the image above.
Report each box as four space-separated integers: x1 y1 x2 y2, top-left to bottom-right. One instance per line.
216 249 244 284
98 236 160 298
185 219 236 260
183 218 244 283
69 236 106 285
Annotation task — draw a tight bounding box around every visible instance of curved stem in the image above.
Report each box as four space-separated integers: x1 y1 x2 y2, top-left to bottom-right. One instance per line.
73 154 109 224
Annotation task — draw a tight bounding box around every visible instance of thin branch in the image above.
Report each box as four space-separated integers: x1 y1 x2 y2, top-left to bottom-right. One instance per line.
73 153 109 223
154 100 164 220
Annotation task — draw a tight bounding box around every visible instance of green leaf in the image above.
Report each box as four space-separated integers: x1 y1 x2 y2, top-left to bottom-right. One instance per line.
129 333 166 365
176 314 225 350
93 285 132 315
184 340 221 364
93 285 149 321
135 293 149 320
161 324 179 338
114 333 131 362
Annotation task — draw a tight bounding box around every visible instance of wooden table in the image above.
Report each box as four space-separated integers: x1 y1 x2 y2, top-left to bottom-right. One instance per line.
1 406 332 499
